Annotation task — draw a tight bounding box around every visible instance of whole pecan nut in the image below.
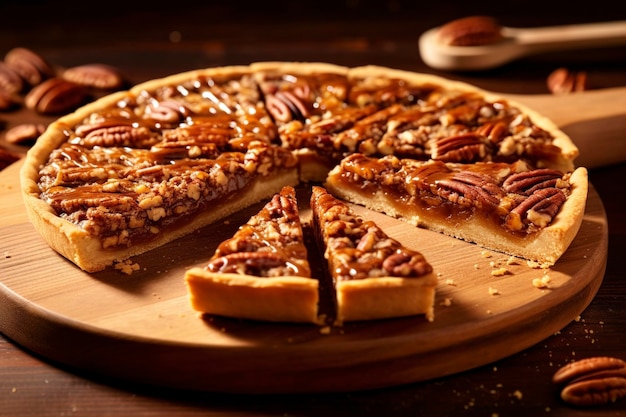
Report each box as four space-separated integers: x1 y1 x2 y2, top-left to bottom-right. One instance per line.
62 63 124 90
25 77 88 115
0 62 25 94
4 47 55 87
4 123 47 145
547 67 588 95
432 133 486 162
553 356 626 407
0 147 22 170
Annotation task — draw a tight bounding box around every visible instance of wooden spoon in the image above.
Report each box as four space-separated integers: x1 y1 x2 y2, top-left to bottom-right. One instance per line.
419 19 626 71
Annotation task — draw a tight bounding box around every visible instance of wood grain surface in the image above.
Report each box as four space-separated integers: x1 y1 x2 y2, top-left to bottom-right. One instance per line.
0 159 608 393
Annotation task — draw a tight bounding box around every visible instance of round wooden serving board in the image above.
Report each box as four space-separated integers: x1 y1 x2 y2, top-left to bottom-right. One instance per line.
0 160 608 394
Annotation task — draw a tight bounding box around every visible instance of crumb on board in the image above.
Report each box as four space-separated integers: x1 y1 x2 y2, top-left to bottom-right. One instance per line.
488 287 500 295
526 260 551 269
490 267 509 276
532 275 552 289
114 259 141 275
440 297 453 307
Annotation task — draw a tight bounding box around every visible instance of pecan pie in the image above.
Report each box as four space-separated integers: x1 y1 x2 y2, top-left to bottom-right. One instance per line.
20 62 586 323
310 186 437 323
184 186 321 323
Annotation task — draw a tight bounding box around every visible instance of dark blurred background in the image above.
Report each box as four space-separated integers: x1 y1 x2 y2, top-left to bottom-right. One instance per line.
1 0 626 92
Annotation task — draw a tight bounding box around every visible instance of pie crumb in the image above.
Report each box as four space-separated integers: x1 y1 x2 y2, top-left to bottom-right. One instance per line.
488 287 500 295
490 267 509 276
114 259 141 275
532 275 552 289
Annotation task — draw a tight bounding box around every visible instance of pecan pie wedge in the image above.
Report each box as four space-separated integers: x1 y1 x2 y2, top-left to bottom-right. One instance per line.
324 154 588 265
185 186 322 324
310 186 437 324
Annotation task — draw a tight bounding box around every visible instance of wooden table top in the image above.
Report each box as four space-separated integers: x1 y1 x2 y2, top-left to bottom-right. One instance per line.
1 2 625 415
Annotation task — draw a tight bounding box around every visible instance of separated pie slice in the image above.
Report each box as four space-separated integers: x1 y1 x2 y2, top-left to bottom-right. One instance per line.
325 154 588 265
310 186 437 324
185 186 321 324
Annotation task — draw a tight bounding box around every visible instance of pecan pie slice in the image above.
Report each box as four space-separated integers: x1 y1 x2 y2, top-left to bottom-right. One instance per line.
324 154 588 265
310 186 437 324
185 186 322 324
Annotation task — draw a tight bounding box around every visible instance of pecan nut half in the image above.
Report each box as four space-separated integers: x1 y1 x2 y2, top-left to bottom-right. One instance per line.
432 133 486 162
435 171 501 210
62 63 125 90
503 168 564 195
0 62 25 95
4 123 47 145
25 77 88 115
4 47 55 87
265 91 309 123
553 356 626 407
0 147 21 170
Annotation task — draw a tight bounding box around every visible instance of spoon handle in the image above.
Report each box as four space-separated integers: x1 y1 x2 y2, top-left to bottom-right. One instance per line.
507 21 626 52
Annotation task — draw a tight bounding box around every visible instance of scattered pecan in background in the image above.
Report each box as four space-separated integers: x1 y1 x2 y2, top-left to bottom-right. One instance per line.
0 46 128 171
553 356 626 407
547 67 589 95
4 123 47 146
0 146 21 170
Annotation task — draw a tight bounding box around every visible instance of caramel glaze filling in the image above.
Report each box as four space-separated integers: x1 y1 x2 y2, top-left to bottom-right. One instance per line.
334 154 571 239
311 186 432 282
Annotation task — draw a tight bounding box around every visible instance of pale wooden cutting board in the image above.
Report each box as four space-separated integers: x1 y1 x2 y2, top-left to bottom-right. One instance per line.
0 156 608 393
